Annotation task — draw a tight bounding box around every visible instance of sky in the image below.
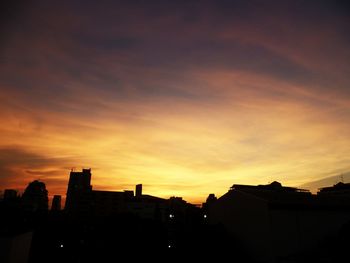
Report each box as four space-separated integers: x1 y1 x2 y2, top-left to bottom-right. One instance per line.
1 0 350 204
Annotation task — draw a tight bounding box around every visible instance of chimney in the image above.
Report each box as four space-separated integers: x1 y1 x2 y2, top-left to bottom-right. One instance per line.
136 184 142 197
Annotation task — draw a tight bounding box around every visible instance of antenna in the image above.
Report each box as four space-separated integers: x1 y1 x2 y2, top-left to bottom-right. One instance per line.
341 174 344 183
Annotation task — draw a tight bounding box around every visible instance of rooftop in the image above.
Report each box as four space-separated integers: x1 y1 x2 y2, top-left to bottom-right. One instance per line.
231 181 309 193
226 181 312 204
318 182 350 193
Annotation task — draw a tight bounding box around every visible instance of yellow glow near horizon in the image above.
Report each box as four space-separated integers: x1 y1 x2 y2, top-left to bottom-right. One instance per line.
1 69 350 203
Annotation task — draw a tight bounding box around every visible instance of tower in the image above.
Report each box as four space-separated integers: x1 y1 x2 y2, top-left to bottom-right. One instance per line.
65 168 92 211
136 184 142 197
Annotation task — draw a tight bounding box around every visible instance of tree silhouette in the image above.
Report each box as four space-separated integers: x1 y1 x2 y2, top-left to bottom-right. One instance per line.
21 180 48 212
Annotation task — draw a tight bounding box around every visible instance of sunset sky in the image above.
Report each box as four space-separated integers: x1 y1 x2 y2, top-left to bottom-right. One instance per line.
1 0 350 204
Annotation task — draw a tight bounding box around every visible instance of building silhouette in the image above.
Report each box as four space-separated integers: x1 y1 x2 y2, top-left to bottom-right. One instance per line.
202 193 217 218
64 169 199 222
3 190 18 201
51 195 61 211
136 184 142 197
208 181 350 262
65 168 92 213
2 169 350 262
318 182 350 196
64 169 160 218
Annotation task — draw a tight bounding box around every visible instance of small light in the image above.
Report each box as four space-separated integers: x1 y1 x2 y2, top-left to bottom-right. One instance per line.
204 214 207 218
169 214 174 219
60 244 64 248
168 245 171 248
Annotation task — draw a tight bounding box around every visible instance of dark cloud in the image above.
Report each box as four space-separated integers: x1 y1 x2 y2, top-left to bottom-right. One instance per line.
0 146 74 188
1 0 348 99
0 147 56 170
154 40 314 83
77 34 141 51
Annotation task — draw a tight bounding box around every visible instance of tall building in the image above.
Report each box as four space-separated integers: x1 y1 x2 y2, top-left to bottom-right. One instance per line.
65 168 92 213
64 168 135 217
66 168 92 194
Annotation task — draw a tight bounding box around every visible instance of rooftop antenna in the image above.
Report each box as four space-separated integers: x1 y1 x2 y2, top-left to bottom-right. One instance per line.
341 174 344 183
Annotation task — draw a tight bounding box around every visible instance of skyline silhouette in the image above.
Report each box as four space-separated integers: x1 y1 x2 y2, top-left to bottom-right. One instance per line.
1 168 350 262
1 167 349 208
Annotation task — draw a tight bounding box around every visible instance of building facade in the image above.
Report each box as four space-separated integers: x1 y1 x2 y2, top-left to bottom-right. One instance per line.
208 181 350 263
